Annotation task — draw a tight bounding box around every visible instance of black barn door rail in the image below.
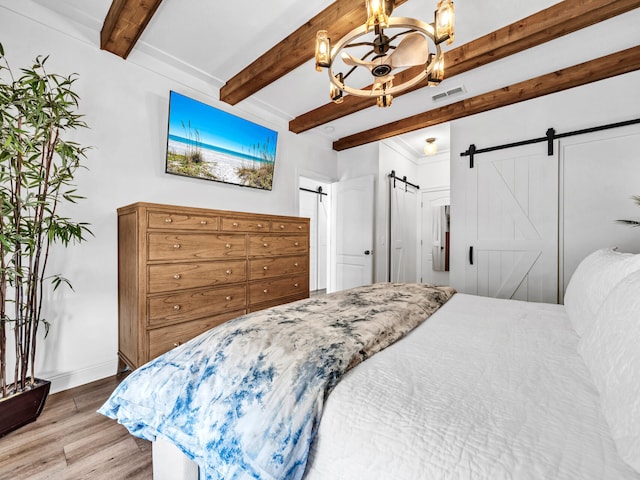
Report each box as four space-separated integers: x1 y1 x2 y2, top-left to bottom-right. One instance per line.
461 117 640 168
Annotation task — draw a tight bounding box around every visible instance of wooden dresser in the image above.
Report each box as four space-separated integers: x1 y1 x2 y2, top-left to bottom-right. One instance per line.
117 202 310 370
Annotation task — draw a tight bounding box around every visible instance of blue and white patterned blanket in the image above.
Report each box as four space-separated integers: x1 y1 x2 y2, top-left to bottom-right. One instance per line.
99 282 455 480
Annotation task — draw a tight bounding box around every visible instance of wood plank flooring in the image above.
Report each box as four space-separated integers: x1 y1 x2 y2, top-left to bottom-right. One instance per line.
0 374 152 479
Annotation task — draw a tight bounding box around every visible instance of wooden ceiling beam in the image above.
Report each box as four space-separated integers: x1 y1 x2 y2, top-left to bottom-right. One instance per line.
100 0 164 59
332 45 640 151
291 0 640 134
219 0 410 106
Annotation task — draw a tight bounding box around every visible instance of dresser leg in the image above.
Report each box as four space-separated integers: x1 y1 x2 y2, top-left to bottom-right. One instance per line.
117 356 130 374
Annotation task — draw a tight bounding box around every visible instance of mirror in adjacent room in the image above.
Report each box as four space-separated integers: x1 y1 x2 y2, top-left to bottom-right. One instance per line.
432 205 450 272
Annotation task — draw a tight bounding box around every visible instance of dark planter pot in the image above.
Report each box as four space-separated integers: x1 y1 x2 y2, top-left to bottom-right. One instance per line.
0 378 51 438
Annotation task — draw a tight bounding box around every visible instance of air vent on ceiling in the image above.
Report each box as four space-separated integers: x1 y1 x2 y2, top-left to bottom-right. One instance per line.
432 85 466 102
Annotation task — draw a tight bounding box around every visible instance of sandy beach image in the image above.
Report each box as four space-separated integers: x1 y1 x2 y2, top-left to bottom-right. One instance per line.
167 138 262 185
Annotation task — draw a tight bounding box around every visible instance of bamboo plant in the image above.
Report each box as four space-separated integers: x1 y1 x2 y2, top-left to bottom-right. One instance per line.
617 195 640 228
0 43 91 399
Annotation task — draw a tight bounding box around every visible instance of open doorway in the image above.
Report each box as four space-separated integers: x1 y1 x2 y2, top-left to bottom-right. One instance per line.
299 176 331 295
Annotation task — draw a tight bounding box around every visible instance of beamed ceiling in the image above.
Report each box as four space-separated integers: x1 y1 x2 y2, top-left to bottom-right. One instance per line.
47 0 640 154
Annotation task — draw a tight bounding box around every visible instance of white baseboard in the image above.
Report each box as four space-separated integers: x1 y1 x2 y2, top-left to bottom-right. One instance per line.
48 359 119 394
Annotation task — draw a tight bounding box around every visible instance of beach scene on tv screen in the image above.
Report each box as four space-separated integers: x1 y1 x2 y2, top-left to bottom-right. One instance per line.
166 91 278 190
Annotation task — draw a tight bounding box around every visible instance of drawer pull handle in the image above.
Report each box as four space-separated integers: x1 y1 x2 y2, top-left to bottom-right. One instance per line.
263 243 268 247
294 242 299 246
263 266 268 270
298 225 302 230
257 223 264 228
225 296 232 301
225 243 231 249
232 222 239 227
263 289 268 294
173 305 181 310
173 342 182 347
294 262 299 267
165 218 172 223
280 224 285 229
226 269 232 275
200 220 207 225
173 274 181 280
173 244 181 249
294 283 299 288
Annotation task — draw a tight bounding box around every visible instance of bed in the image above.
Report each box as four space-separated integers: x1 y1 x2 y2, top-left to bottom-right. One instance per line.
99 248 640 480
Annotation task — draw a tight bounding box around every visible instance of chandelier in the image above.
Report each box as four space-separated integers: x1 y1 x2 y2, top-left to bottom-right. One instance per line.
315 0 455 108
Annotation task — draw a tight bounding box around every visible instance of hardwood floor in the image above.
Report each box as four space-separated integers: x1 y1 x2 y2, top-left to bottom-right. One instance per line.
0 375 152 479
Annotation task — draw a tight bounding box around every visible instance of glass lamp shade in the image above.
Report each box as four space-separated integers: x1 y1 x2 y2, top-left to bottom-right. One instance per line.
377 94 393 108
376 79 393 108
330 73 344 103
424 138 438 155
315 30 331 71
427 52 445 85
366 0 395 31
435 0 455 45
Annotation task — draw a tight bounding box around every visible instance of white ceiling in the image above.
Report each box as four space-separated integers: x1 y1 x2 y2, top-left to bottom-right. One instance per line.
31 0 640 158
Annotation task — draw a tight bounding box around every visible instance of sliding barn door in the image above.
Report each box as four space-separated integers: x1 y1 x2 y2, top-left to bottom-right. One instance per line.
560 124 640 300
466 144 558 303
389 181 418 283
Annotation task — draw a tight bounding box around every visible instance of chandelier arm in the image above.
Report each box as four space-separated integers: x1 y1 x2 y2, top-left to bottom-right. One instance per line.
385 29 418 44
341 65 360 82
344 42 376 49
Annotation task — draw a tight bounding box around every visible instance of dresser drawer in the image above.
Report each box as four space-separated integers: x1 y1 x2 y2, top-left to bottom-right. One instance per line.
249 255 307 280
148 285 246 327
272 220 309 233
249 274 308 306
248 235 307 256
148 234 246 261
221 216 270 232
148 310 244 359
148 260 247 293
148 211 219 231
248 292 308 313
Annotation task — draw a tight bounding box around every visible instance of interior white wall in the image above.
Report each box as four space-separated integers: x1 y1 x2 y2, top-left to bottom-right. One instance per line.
416 153 451 190
0 4 337 393
450 70 640 294
337 144 380 180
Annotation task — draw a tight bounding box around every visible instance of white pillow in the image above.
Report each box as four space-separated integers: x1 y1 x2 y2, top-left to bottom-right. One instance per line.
578 269 640 473
564 248 640 336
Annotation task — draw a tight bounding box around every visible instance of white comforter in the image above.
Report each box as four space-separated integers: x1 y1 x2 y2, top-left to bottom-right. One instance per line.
303 293 639 480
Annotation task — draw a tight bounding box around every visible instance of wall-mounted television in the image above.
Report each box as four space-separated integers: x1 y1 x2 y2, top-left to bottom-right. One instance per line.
165 91 278 190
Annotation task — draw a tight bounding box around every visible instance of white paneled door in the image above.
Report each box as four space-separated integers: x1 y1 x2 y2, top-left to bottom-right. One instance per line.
333 175 374 291
466 144 558 303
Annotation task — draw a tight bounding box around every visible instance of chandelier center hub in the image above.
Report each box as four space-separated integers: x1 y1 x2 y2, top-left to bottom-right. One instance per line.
372 64 393 77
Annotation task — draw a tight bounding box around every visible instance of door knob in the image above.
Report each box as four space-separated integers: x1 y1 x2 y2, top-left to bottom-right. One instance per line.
364 250 373 255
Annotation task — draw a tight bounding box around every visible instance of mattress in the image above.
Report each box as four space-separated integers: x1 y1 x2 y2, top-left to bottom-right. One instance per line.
303 293 639 479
